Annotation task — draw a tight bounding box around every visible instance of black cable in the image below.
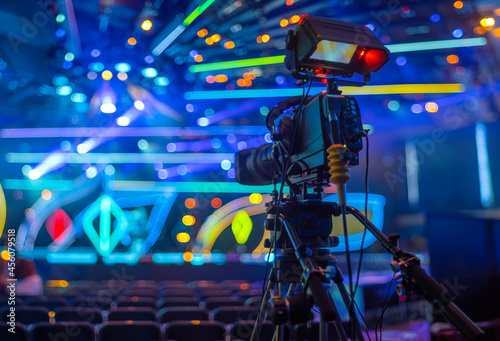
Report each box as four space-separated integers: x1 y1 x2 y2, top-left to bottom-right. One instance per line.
378 291 397 341
351 294 373 341
352 131 370 299
375 276 395 341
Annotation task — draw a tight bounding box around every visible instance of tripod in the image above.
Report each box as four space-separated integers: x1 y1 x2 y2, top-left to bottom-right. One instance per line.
249 200 485 341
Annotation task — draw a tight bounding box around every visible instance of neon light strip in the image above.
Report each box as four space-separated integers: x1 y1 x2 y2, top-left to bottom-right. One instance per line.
184 84 465 100
475 122 495 207
112 180 282 194
183 0 216 26
188 38 487 73
152 253 185 264
2 179 75 191
5 153 235 164
152 24 185 56
0 184 6 237
386 37 487 53
189 56 285 73
405 140 420 209
46 253 98 264
103 253 140 265
1 126 268 138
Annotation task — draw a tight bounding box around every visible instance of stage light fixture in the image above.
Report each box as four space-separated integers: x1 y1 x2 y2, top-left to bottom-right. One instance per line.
285 15 390 81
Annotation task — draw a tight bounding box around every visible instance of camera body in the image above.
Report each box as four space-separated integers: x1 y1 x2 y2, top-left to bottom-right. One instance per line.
235 92 364 186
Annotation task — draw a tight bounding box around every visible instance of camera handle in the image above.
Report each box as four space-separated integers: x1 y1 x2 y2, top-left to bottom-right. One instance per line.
345 205 485 341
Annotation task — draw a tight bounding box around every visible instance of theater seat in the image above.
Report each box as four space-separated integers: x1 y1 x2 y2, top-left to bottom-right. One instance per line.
157 297 199 309
27 296 69 310
230 320 290 341
1 306 50 325
98 321 161 341
157 307 209 323
203 296 243 310
164 321 226 341
30 322 95 341
115 296 156 308
56 307 103 324
0 322 28 341
107 307 157 321
212 306 259 323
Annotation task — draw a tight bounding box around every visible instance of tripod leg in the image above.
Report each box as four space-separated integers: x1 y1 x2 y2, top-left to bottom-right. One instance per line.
324 287 349 341
250 267 276 341
335 274 365 341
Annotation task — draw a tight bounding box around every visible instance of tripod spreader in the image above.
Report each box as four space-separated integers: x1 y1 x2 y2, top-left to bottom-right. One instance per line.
345 205 485 341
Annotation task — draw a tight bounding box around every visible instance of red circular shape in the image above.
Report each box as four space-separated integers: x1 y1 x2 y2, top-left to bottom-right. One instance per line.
211 198 222 209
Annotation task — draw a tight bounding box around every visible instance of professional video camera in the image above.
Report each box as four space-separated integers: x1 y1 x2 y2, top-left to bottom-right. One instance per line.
233 15 484 341
235 16 389 192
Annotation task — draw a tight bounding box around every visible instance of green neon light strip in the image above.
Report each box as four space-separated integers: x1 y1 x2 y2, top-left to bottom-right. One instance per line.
184 83 465 100
5 152 235 164
111 180 288 194
188 38 487 73
2 179 75 191
183 0 216 26
46 253 98 264
386 37 487 53
188 56 285 73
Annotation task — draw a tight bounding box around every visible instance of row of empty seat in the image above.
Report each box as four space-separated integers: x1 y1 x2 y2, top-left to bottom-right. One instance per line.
0 305 263 324
0 320 288 341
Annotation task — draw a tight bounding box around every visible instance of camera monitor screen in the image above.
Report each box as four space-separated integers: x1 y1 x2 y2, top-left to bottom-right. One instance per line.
310 40 357 64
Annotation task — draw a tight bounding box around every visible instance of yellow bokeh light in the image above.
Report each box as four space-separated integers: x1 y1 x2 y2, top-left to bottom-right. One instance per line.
194 54 203 62
1 250 10 261
205 37 213 45
49 311 56 318
262 34 270 43
127 37 137 45
59 280 69 288
182 215 195 226
453 1 463 9
191 320 201 325
290 15 300 24
102 70 113 80
224 41 235 49
183 252 193 262
480 17 495 27
249 193 263 204
211 34 220 42
141 20 152 31
176 232 191 243
425 102 439 113
446 55 459 64
41 189 52 200
117 72 128 81
280 19 289 27
493 27 500 37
